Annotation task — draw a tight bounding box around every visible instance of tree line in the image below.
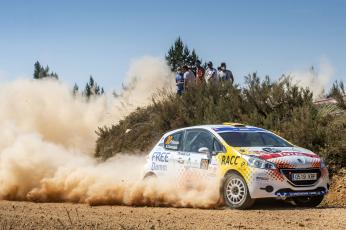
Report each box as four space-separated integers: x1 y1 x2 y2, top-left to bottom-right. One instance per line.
33 61 104 98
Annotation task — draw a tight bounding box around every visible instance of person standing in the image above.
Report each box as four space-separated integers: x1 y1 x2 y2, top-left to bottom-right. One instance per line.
175 67 184 95
205 61 218 83
218 62 234 84
194 60 205 85
182 65 196 91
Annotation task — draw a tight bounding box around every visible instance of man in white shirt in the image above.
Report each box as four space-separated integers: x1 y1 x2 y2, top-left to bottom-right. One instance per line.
205 61 218 83
182 65 196 90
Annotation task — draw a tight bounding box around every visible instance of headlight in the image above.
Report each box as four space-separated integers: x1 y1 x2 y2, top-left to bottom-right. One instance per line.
245 155 276 169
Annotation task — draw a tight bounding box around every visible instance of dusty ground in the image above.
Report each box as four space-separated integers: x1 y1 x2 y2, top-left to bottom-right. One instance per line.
1 172 345 230
0 200 345 230
322 169 346 207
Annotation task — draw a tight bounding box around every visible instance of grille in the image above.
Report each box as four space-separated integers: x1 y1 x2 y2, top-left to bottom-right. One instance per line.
280 168 321 187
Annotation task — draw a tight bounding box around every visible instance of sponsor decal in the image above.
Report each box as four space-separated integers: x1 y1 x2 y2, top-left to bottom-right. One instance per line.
200 159 209 170
152 152 170 162
262 148 281 153
256 176 269 181
151 162 167 171
164 135 173 145
165 145 178 150
221 155 240 165
275 190 326 197
257 152 319 160
213 127 265 132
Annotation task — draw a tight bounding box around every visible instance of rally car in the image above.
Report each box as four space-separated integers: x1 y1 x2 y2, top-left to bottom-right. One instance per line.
143 123 329 209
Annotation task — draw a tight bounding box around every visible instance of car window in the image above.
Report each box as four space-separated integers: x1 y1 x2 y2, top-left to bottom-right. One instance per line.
213 138 225 153
184 130 214 153
164 131 184 151
219 132 292 147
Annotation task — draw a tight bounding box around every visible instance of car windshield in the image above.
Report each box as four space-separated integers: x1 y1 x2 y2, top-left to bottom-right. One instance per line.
219 131 293 147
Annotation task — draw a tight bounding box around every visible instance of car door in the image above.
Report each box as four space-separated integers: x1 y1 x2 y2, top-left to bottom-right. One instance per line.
180 129 225 187
161 131 185 176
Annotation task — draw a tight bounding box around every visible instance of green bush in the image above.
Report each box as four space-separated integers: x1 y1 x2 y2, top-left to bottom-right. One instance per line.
95 74 346 171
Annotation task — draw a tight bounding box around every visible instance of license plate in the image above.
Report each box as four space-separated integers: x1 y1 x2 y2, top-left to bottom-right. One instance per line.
292 173 317 181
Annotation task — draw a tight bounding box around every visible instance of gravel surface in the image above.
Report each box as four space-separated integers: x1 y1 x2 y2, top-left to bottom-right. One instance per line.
1 200 345 230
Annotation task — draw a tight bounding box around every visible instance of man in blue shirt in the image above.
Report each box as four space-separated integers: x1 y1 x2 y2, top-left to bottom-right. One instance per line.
175 67 184 95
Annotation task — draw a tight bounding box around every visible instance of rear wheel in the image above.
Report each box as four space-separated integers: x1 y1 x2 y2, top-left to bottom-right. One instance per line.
143 172 156 180
293 195 324 207
223 173 255 209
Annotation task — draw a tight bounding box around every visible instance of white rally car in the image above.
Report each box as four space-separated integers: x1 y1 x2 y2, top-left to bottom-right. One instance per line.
143 123 329 209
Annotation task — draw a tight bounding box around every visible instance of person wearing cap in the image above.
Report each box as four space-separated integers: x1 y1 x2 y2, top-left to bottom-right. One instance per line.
194 60 205 85
175 66 184 95
182 65 196 91
218 62 234 84
205 61 218 83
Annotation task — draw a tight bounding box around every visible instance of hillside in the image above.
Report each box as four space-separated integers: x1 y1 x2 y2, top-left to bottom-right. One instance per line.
95 75 346 171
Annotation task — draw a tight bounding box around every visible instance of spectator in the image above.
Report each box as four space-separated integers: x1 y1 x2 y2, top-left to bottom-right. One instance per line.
175 67 184 95
194 60 205 85
205 61 218 83
182 65 196 90
218 62 234 84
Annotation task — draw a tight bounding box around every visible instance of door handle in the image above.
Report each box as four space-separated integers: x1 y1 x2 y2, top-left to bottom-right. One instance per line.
177 157 184 164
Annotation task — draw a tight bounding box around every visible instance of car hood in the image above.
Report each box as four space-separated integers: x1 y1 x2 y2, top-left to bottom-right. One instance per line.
235 146 321 168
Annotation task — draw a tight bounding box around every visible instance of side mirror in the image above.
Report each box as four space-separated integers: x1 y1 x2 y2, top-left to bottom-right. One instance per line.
198 147 212 160
198 147 209 154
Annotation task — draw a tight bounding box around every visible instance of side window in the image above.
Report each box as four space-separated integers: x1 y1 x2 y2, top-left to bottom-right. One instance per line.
213 138 225 153
164 131 183 151
184 130 214 153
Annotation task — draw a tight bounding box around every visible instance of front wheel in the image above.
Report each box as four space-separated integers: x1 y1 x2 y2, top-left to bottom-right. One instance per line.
223 173 255 209
293 195 324 207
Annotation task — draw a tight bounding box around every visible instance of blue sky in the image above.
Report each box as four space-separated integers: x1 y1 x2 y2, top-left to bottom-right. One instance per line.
0 0 345 91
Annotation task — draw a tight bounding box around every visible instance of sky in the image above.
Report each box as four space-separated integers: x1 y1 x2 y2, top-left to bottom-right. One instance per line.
0 0 345 91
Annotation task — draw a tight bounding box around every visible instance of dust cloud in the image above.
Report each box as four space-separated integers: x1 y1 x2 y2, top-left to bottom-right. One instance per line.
290 58 334 99
0 57 220 208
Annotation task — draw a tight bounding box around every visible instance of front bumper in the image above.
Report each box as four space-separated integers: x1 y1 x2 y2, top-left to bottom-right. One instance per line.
247 167 329 199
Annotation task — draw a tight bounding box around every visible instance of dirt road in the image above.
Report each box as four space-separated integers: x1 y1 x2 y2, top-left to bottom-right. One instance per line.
0 200 345 230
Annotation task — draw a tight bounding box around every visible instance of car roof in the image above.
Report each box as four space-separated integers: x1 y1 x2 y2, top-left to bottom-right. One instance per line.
165 123 268 135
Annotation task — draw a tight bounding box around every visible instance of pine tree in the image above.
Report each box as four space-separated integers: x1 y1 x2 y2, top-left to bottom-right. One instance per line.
83 76 105 98
165 37 200 72
73 83 79 95
33 61 41 79
33 61 59 79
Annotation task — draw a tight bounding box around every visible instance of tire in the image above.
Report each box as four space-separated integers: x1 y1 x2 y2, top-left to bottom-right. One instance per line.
293 195 324 207
143 172 156 180
223 173 255 209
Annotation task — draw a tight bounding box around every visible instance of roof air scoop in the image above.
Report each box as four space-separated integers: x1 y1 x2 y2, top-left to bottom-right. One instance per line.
223 122 246 127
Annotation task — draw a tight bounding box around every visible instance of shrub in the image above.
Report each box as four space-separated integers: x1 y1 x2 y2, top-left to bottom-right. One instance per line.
95 75 346 170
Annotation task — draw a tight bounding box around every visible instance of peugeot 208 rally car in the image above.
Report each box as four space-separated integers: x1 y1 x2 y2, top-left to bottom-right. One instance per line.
143 123 329 209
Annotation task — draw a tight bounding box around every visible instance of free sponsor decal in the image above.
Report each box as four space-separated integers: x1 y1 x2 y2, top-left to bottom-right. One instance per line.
151 152 170 171
152 152 170 162
151 162 168 171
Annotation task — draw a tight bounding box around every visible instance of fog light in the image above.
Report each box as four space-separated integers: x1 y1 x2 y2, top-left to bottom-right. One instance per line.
265 186 274 193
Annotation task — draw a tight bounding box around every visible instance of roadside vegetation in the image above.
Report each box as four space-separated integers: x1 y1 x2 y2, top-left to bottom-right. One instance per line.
95 74 346 172
31 39 345 172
